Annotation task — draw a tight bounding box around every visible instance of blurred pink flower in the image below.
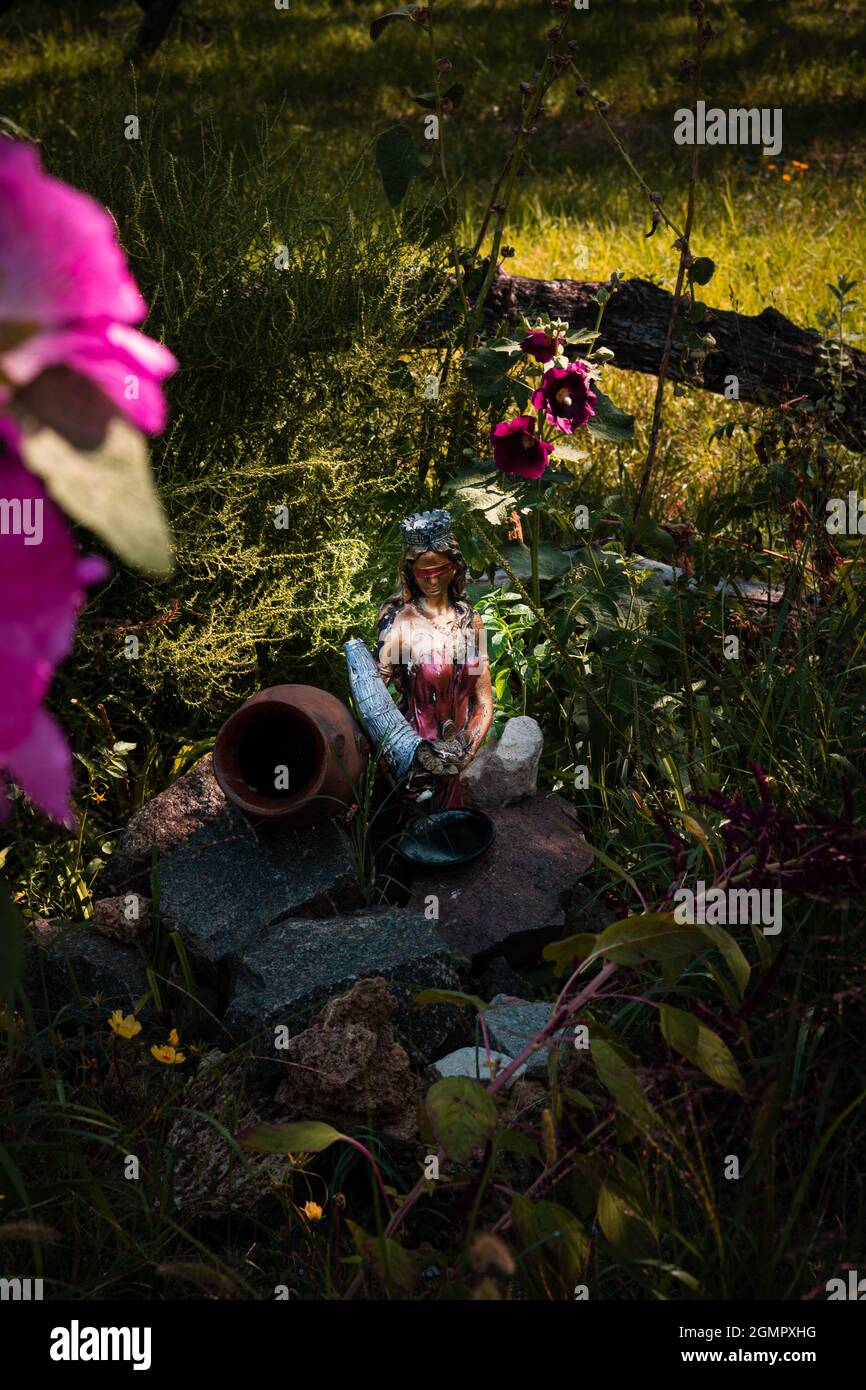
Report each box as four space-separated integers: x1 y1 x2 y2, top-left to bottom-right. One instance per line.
0 425 108 825
0 140 177 434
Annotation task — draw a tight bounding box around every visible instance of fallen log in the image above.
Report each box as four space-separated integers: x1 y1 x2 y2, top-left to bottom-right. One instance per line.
426 267 865 450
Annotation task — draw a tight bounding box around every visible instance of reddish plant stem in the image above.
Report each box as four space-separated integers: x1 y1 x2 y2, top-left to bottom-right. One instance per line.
341 958 617 1299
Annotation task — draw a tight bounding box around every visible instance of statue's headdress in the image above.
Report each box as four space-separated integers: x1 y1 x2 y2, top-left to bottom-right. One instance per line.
399 509 453 551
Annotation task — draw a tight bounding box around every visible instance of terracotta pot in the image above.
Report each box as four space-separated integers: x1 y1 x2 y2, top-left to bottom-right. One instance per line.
212 684 367 827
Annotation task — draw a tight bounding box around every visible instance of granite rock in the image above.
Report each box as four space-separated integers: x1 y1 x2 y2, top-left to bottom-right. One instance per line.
480 995 557 1077
461 716 544 809
154 809 362 991
224 909 465 1062
102 755 228 894
24 924 149 1022
407 793 593 965
476 956 534 1002
93 893 152 944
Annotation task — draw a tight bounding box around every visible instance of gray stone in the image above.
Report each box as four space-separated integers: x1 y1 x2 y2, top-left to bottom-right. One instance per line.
481 995 557 1077
224 909 464 1062
461 716 544 809
407 793 593 965
155 809 362 989
24 924 149 1023
431 1046 526 1088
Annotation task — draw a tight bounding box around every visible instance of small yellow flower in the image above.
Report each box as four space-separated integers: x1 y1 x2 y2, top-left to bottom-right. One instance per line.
168 1027 180 1046
302 1201 323 1222
109 1010 142 1040
150 1044 185 1065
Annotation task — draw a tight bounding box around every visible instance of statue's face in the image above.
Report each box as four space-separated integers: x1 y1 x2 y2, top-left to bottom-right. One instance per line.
413 549 453 603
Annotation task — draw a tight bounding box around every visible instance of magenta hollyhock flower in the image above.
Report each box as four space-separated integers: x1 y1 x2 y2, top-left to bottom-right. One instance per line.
0 140 177 434
531 362 597 434
520 329 561 365
0 425 108 826
491 416 555 480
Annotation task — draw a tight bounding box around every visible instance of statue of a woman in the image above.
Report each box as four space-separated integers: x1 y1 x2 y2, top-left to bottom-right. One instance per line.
374 510 494 809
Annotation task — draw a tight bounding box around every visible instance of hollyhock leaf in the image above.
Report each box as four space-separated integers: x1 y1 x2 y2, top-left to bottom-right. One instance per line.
375 126 432 207
554 443 589 464
410 83 465 110
586 388 634 443
659 1004 745 1093
690 256 716 286
464 344 517 400
348 1223 418 1294
370 7 421 41
441 466 515 526
463 347 511 400
511 377 533 411
499 540 571 579
634 515 676 554
426 1077 498 1161
19 410 173 576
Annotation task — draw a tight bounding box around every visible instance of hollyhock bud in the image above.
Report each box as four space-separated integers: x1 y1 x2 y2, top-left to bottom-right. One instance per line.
547 27 563 44
520 329 562 364
490 417 554 480
531 362 597 434
436 57 452 74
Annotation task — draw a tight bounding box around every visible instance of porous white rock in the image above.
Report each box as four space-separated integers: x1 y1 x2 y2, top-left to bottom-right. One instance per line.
431 1046 526 1088
461 715 544 808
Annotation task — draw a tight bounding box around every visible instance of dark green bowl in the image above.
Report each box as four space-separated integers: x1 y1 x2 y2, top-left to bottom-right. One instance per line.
398 808 496 869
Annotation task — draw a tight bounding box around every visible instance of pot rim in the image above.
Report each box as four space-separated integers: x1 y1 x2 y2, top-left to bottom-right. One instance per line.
213 697 330 816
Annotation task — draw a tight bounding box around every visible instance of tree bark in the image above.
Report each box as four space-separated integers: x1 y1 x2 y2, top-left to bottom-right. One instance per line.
424 267 865 449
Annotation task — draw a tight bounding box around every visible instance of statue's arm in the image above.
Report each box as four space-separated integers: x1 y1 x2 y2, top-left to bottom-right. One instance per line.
374 604 403 686
461 612 494 766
